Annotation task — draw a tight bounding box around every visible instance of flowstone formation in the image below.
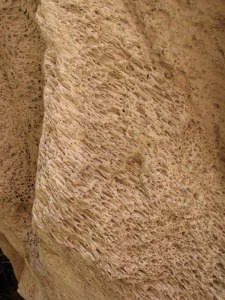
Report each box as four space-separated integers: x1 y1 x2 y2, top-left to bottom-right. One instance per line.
1 0 225 299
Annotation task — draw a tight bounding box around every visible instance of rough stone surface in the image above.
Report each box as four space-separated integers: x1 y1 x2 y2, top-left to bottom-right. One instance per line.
0 0 45 298
1 0 225 299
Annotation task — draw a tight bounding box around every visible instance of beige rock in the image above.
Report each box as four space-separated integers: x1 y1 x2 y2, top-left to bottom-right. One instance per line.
0 0 225 299
0 0 45 298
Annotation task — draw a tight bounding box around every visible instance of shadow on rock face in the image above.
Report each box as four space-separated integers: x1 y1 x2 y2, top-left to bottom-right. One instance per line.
0 249 24 300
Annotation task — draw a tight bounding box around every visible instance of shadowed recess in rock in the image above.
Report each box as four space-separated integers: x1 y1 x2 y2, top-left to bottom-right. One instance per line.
0 249 24 300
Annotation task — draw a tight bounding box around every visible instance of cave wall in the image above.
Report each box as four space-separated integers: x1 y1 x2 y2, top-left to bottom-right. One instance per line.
0 0 225 299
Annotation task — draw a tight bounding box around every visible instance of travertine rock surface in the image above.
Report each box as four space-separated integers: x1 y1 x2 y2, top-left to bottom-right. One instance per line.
1 0 225 299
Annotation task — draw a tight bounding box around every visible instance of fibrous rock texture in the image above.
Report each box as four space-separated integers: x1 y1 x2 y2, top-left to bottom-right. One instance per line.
1 0 225 299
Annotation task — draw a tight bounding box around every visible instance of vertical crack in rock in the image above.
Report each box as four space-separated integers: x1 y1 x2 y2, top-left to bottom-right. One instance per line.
0 0 45 297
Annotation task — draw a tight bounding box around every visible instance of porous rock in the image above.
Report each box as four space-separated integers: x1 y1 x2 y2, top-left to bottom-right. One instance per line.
0 0 225 299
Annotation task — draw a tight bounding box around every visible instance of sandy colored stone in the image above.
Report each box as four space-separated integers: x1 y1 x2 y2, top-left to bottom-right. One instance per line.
0 0 45 298
0 0 225 299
